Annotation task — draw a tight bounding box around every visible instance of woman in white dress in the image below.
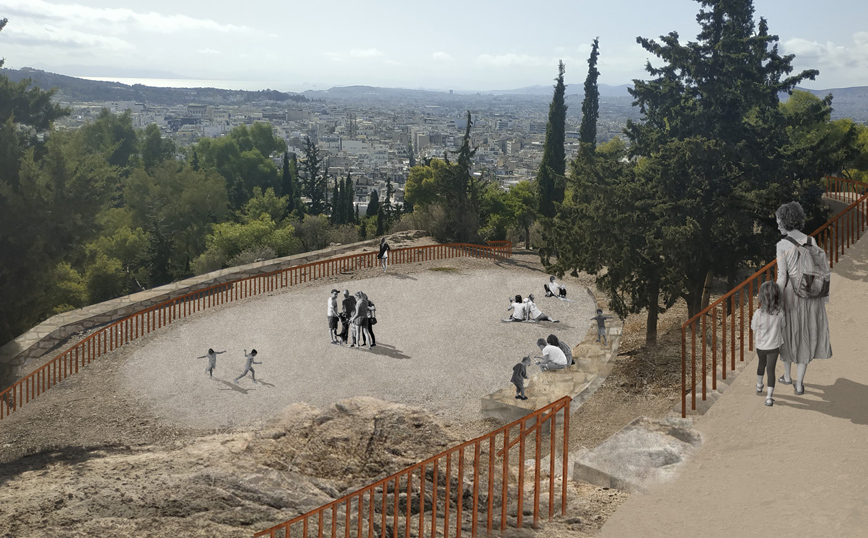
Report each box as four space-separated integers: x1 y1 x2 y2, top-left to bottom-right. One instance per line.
774 201 832 395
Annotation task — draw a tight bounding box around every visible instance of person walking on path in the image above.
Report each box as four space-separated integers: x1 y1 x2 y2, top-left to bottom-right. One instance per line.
234 349 261 384
591 309 613 346
535 337 568 371
751 281 787 406
328 289 341 345
774 201 832 395
545 276 567 298
340 290 356 345
196 348 225 378
524 294 559 322
377 238 391 273
511 356 531 400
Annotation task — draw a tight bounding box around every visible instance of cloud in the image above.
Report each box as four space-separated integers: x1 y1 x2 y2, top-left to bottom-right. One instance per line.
476 53 551 67
782 33 868 72
432 51 452 61
197 49 221 55
0 0 253 35
2 23 133 50
349 48 384 58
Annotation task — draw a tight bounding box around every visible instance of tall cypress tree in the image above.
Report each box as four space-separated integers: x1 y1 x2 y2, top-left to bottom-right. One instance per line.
281 151 294 209
383 176 394 220
331 178 340 224
344 172 355 223
366 189 380 218
536 61 567 218
578 38 601 148
301 137 326 215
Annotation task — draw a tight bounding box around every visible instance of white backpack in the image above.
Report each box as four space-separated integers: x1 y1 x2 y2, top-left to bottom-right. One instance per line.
784 236 830 298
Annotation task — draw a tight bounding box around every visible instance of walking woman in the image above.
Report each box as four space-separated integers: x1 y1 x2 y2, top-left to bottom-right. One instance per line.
774 201 832 395
377 238 391 273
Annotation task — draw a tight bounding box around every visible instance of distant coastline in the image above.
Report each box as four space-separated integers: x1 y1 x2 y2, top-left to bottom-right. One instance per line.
78 76 313 93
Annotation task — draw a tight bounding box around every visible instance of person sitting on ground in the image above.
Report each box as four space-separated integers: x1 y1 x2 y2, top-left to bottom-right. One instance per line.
544 276 567 298
547 334 573 366
511 356 532 400
591 308 613 346
524 294 559 322
535 337 568 371
507 294 528 321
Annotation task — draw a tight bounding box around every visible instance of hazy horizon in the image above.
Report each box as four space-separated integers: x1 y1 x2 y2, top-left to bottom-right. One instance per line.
2 0 867 91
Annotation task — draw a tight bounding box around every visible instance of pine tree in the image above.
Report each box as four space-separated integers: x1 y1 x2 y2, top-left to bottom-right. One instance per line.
536 61 567 219
578 38 601 148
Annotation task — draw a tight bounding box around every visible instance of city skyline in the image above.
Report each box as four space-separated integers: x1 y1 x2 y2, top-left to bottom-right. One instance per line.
1 0 867 92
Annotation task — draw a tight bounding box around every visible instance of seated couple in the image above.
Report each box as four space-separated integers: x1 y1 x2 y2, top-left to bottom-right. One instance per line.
544 276 567 298
506 294 559 322
534 334 573 371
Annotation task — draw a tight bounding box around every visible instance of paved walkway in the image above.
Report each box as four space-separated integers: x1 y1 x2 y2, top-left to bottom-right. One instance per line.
597 234 868 537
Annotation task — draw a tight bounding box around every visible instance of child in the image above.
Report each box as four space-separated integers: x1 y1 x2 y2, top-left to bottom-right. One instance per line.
511 356 531 400
234 349 261 384
545 276 567 298
196 348 225 378
506 295 527 321
591 309 613 346
751 281 786 406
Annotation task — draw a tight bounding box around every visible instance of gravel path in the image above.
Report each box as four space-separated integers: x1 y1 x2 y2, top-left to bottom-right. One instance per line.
119 255 596 429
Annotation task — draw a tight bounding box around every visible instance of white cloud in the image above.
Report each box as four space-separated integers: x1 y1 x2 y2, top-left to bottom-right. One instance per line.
3 23 133 50
432 51 452 61
197 49 221 55
349 48 384 58
783 33 868 70
0 0 253 35
476 53 551 67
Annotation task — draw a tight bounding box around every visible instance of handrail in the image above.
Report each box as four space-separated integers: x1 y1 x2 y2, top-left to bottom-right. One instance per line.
254 396 571 538
681 176 868 416
0 241 512 420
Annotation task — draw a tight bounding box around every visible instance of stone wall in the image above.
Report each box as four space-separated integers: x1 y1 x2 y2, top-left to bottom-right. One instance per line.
0 239 379 389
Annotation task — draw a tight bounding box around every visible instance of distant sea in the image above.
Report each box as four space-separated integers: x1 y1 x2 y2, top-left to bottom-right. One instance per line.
79 76 313 93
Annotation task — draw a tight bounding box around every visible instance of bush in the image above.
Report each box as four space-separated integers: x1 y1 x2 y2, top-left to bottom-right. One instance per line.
388 212 422 234
328 223 359 245
228 246 278 267
415 204 478 243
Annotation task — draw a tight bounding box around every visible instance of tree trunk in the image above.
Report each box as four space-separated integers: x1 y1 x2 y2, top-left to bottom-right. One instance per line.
700 269 714 311
525 226 531 250
645 277 660 346
725 265 737 316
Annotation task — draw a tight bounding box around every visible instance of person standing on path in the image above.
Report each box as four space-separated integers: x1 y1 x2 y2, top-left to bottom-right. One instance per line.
340 290 357 345
511 356 531 400
363 294 377 347
351 292 372 349
775 201 832 395
377 238 391 273
328 289 341 345
234 349 261 384
751 281 786 406
196 348 225 378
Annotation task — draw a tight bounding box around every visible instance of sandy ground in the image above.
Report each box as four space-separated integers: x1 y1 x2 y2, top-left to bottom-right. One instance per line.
597 234 868 537
118 257 596 429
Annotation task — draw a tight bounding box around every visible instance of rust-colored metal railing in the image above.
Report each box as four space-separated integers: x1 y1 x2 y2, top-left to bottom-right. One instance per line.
0 241 512 420
680 176 868 417
254 397 571 538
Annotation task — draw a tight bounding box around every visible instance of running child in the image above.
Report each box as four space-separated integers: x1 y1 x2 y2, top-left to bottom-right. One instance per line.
234 349 261 384
511 356 532 400
751 281 787 407
591 309 613 345
196 348 225 378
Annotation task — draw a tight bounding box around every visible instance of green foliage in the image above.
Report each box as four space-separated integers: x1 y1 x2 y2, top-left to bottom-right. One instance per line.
80 109 139 171
46 262 87 315
578 38 601 147
366 189 380 218
242 186 288 224
536 61 568 219
194 213 301 272
85 252 128 303
344 173 355 223
503 180 537 248
141 123 176 173
295 214 332 251
300 137 327 214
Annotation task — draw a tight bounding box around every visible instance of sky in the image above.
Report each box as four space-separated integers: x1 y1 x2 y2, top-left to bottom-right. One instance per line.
0 0 867 92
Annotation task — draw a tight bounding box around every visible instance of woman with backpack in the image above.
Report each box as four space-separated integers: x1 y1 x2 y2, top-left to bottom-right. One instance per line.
775 201 832 395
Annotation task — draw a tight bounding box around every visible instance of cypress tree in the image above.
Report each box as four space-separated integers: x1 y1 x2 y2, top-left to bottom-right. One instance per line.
331 178 340 224
536 61 567 218
366 189 380 218
376 206 385 236
345 172 355 223
191 149 200 172
578 38 601 148
383 177 394 220
281 151 295 216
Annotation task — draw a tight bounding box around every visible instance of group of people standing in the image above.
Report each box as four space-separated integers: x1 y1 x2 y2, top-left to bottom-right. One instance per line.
751 201 832 407
329 289 377 349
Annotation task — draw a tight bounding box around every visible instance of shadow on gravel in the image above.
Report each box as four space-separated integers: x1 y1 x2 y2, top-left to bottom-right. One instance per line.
0 445 122 488
363 344 411 360
775 378 868 425
389 273 417 281
212 378 251 394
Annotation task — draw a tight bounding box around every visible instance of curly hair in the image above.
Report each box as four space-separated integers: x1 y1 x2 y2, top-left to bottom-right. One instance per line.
758 281 783 315
775 201 806 232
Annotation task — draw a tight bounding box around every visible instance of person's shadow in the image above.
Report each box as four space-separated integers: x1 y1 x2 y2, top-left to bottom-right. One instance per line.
390 273 417 281
363 344 411 360
212 377 250 394
776 378 868 425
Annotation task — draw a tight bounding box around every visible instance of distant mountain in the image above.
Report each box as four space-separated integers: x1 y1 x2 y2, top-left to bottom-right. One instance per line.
486 83 632 97
0 67 307 105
